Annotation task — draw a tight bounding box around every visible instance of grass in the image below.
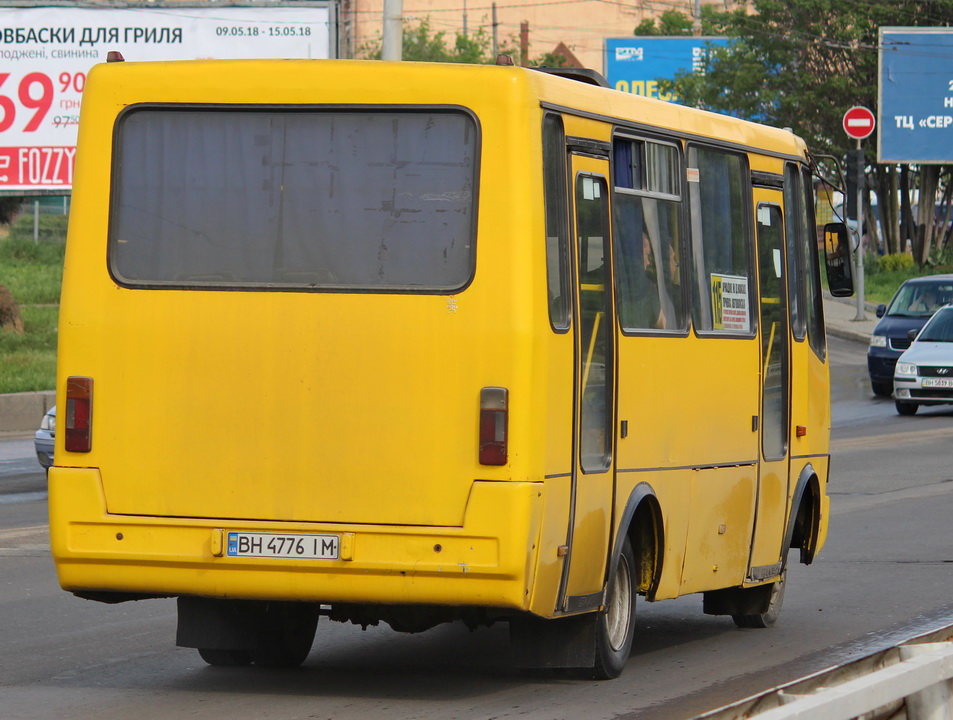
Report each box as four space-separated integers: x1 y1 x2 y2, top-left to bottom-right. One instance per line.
0 305 58 393
0 213 67 393
863 251 953 306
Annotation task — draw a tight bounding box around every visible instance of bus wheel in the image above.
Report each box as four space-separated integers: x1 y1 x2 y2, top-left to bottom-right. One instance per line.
250 603 319 668
197 648 252 666
896 401 919 416
732 567 786 629
591 536 637 679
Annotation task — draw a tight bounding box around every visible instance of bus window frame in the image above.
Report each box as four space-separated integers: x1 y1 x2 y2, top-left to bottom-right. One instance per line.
801 165 827 362
106 102 482 296
610 130 690 337
543 112 572 333
685 142 757 340
755 200 791 462
784 163 806 342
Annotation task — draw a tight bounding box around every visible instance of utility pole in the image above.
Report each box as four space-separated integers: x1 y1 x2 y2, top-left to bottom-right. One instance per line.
693 0 701 36
382 0 402 61
491 3 498 56
463 0 468 37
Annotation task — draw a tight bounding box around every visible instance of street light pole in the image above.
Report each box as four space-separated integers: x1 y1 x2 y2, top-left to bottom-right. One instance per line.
382 0 402 61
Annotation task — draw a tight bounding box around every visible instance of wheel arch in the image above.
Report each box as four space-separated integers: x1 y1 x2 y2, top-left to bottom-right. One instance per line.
610 482 664 602
783 462 822 565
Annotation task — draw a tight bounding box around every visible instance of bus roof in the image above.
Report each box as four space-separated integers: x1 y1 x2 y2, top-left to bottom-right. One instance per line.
87 57 808 159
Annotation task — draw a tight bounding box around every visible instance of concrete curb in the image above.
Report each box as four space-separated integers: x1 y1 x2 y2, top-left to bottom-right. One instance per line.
822 291 879 345
825 325 872 345
0 390 55 433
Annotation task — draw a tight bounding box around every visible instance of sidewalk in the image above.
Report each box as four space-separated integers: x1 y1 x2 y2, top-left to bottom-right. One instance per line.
822 291 879 345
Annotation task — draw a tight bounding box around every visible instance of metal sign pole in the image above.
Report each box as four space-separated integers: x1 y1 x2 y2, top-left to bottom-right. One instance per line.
853 138 866 321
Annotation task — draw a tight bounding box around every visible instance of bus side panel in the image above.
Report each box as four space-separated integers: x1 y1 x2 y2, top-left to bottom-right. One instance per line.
526 476 572 616
614 469 691 602
679 466 755 594
616 336 759 469
794 335 832 554
616 335 759 596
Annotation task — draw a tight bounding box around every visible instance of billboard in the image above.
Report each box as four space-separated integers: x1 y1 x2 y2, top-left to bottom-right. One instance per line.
0 4 335 193
879 27 953 164
604 37 729 103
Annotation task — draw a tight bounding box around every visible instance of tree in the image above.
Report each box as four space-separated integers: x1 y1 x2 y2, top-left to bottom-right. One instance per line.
530 51 569 68
358 18 517 64
633 7 720 36
0 197 24 225
664 0 953 265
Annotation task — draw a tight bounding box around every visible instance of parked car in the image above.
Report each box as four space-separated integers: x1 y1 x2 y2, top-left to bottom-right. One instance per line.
34 405 55 472
893 305 953 415
867 275 953 396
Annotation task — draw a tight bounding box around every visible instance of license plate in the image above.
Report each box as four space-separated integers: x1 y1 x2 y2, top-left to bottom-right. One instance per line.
227 532 339 559
923 377 953 388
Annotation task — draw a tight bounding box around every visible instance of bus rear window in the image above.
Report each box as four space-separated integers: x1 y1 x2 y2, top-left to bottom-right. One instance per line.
109 108 478 292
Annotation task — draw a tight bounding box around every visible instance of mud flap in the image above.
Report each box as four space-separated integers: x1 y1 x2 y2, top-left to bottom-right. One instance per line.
702 583 773 616
176 596 260 650
509 613 597 669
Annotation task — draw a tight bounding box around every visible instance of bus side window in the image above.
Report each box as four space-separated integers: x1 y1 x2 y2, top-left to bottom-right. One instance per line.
801 166 827 359
783 164 805 341
543 114 571 331
687 147 754 335
612 137 686 332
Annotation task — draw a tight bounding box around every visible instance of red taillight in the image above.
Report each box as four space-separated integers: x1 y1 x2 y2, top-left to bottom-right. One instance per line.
479 387 508 466
65 376 93 453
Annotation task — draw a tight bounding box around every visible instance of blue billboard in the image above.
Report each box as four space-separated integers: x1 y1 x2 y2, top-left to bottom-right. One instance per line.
879 27 953 163
604 37 729 103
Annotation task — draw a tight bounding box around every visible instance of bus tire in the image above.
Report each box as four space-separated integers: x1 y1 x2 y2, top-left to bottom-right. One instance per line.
732 566 786 629
250 603 319 668
197 648 252 666
590 536 637 679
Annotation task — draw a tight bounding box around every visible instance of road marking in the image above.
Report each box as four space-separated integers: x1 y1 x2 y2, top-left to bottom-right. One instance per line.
0 524 48 540
0 524 50 556
0 491 48 506
832 426 953 452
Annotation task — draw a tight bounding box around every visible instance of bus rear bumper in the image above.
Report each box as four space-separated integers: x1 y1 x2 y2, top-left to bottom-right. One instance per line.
49 467 546 612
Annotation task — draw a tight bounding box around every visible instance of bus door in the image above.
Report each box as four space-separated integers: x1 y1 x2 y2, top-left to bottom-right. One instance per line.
559 152 617 613
749 197 791 578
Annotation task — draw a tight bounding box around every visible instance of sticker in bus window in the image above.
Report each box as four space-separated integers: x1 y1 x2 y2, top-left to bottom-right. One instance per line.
710 273 750 332
582 176 596 200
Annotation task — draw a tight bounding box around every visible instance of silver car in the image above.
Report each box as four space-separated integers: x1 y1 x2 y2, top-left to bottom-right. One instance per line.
893 306 953 415
34 405 55 472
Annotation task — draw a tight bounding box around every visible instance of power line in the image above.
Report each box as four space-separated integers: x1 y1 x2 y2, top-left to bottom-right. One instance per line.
348 0 705 16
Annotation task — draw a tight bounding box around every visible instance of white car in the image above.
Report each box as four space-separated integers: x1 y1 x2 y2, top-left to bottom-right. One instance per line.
893 305 953 415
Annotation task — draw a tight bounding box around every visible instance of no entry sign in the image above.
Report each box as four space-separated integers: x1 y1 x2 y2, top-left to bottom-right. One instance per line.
843 106 876 140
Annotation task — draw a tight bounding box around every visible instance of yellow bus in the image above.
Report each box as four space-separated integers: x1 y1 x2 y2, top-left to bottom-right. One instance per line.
50 57 852 679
